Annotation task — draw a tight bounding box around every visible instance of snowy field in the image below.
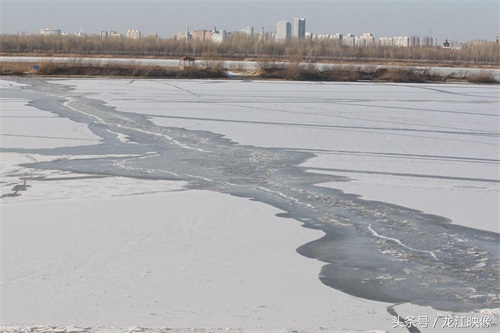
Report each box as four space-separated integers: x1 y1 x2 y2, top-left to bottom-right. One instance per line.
1 78 499 332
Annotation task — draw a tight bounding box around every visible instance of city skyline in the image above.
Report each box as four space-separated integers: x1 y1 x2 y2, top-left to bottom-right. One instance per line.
1 0 498 43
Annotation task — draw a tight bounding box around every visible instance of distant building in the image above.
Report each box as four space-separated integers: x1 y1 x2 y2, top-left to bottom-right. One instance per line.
355 32 375 47
17 32 25 37
332 33 343 41
409 35 420 47
176 25 193 42
40 28 61 36
241 26 254 37
394 36 410 47
258 29 275 42
421 35 434 47
276 21 291 42
127 29 141 39
101 31 123 38
342 34 355 47
379 37 393 46
441 39 462 49
193 29 212 41
212 29 227 44
292 18 306 39
379 35 417 47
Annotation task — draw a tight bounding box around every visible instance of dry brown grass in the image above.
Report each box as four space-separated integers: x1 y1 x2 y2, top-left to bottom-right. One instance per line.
0 59 227 78
35 60 226 78
1 59 497 84
0 62 37 75
378 67 440 83
466 70 498 84
256 62 442 82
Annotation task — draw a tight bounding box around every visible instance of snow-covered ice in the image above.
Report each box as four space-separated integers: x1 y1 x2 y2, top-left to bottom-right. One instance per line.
1 78 499 332
57 79 498 232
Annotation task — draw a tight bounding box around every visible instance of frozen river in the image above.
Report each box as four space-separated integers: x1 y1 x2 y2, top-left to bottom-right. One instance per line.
1 78 499 331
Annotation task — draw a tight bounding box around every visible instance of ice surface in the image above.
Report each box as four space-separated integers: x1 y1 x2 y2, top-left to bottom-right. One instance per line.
57 79 499 232
3 190 356 328
1 78 499 332
0 97 100 149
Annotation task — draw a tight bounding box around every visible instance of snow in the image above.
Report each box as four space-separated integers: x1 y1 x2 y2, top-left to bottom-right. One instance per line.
0 97 100 149
58 79 499 233
2 189 393 329
1 78 499 332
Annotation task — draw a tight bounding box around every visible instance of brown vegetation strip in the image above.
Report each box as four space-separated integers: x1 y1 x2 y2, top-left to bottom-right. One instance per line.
1 60 497 84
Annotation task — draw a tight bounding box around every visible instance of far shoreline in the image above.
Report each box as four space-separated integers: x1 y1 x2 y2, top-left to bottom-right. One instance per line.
1 54 498 84
2 52 499 69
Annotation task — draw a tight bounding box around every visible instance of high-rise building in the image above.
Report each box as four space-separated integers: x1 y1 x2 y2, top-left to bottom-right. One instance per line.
127 29 141 39
276 21 291 42
409 35 420 47
379 37 393 46
355 32 375 47
193 30 212 41
422 35 434 47
393 36 410 47
293 18 306 39
185 25 192 41
342 34 356 47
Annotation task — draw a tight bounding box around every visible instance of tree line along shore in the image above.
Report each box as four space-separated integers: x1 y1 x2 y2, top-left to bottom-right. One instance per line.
1 34 498 66
0 34 498 83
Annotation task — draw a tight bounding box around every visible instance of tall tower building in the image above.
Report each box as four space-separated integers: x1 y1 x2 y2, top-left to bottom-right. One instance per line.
276 21 291 42
293 18 306 39
185 24 192 41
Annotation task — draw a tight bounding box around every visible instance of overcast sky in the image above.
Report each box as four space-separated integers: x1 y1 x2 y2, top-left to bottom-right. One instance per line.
1 0 498 42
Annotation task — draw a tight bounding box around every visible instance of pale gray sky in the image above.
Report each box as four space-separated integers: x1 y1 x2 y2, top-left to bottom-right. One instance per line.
1 0 498 42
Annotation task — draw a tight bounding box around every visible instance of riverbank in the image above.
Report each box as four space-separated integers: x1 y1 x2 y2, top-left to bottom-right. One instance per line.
1 55 498 83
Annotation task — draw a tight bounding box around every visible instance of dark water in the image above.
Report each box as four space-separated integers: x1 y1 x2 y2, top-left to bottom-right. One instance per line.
2 78 499 312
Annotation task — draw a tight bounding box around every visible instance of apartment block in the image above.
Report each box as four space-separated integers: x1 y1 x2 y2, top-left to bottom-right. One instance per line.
127 29 141 39
276 21 291 42
293 18 306 39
